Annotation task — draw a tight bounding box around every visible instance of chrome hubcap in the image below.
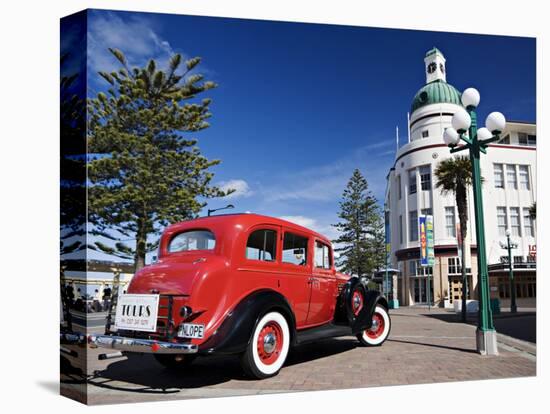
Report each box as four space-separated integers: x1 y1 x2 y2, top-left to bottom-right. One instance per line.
263 332 277 354
370 319 380 332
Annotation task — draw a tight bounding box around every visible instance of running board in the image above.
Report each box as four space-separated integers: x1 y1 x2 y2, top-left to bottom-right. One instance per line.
295 323 353 345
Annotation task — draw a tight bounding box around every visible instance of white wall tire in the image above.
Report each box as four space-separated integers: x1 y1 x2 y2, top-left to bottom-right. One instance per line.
357 305 391 347
241 311 290 379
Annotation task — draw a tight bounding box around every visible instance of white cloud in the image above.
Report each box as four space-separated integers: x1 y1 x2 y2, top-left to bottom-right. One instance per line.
218 179 253 199
279 215 317 229
87 11 176 78
278 215 341 241
260 140 395 204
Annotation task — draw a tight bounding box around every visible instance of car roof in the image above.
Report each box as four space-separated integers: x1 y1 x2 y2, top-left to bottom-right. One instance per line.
164 213 332 244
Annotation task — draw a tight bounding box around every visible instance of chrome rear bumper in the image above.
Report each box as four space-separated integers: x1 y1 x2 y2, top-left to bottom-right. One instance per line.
89 334 198 354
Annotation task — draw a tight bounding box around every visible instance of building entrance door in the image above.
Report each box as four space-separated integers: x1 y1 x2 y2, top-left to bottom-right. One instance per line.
448 276 472 304
413 277 433 304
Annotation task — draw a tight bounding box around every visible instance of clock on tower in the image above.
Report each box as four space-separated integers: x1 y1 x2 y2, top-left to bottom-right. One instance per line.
424 47 447 83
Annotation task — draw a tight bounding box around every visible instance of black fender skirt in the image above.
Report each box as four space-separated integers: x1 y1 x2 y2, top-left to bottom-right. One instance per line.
199 289 296 355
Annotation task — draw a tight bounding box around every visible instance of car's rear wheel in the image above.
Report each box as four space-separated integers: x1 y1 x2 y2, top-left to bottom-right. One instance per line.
241 311 290 379
154 353 197 370
356 305 391 346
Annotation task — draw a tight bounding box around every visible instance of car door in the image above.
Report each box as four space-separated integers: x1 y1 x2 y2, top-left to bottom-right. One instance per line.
278 228 312 327
306 239 337 326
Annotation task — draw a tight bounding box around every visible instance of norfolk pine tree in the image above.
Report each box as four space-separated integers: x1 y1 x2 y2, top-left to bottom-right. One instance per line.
332 169 385 278
60 52 87 256
88 49 233 271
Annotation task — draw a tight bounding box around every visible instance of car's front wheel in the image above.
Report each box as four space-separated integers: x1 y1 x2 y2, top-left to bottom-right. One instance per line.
241 311 290 379
356 305 391 346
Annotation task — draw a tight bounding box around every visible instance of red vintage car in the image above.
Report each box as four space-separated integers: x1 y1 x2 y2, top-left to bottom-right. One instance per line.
90 213 391 378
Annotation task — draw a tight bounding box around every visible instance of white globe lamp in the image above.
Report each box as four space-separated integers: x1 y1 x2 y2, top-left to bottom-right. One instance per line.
477 127 492 141
486 112 506 134
452 108 471 133
461 87 480 108
443 128 460 146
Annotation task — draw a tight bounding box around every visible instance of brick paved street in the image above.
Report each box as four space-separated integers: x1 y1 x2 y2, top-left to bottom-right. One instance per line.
60 307 536 405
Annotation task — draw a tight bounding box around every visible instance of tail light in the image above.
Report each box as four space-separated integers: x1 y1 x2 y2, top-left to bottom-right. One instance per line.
180 306 193 319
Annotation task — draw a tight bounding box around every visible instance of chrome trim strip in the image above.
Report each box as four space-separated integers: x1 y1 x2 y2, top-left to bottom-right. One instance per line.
89 334 198 354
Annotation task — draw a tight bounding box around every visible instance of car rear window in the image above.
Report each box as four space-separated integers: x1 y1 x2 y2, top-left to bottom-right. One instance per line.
168 230 216 253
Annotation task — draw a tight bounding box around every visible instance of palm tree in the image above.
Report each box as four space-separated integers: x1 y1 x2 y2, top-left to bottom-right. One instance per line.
434 155 474 322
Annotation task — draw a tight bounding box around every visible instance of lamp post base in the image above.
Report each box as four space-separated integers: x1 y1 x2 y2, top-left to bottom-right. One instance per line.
476 328 499 356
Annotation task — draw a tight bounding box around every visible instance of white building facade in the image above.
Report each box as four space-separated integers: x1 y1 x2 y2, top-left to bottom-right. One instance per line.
385 48 536 307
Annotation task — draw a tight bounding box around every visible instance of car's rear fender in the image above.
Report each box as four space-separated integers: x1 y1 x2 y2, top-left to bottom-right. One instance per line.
198 289 296 355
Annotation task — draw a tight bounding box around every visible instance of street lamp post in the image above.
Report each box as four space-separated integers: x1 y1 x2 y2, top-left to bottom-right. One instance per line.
500 229 518 313
443 87 506 356
207 204 235 216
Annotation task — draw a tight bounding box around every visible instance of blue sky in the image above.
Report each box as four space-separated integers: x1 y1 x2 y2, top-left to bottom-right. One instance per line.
80 9 535 245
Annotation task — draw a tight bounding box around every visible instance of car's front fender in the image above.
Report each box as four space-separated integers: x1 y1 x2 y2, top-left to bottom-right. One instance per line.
351 290 389 334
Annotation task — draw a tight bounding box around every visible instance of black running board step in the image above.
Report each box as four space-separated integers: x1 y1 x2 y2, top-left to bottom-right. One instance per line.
295 323 353 345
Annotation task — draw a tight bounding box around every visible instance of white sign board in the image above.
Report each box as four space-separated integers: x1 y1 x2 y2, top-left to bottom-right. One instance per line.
114 294 160 332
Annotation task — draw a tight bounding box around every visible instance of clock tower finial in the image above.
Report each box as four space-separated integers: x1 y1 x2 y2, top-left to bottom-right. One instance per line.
424 47 446 83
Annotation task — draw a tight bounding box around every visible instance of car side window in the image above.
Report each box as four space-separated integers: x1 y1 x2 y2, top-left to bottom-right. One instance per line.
282 232 308 266
314 241 332 269
246 229 277 261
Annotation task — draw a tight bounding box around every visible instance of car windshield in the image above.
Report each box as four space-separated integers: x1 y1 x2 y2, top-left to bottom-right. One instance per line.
168 230 216 253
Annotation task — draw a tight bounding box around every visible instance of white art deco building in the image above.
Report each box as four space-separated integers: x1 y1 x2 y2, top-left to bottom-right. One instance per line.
384 48 536 307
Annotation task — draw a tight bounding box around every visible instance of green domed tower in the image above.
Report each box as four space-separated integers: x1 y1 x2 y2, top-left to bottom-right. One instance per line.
407 48 464 143
410 48 462 114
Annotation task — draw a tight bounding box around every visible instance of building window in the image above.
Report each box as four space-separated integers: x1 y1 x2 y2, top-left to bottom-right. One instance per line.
409 210 418 242
410 259 433 276
419 165 431 191
510 207 521 237
519 165 530 190
282 232 308 266
493 163 504 188
422 130 429 138
498 134 510 144
445 206 456 238
397 175 402 199
513 256 524 264
497 207 507 237
448 257 462 275
421 208 432 216
523 208 534 237
506 164 517 189
399 215 403 244
408 169 417 195
518 132 536 146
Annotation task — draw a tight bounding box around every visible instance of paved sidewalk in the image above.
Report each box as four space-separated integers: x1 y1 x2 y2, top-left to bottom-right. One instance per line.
60 307 536 405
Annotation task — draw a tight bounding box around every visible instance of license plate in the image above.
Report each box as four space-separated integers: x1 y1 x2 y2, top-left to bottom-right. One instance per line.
114 294 160 332
178 323 205 339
